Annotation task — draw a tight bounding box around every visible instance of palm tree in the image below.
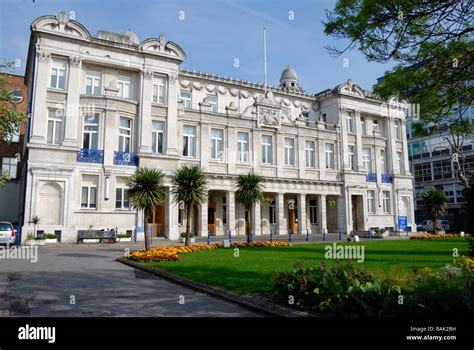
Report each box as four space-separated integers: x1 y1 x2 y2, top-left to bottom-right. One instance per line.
422 188 448 234
129 168 166 251
31 215 40 238
234 173 264 243
171 165 208 246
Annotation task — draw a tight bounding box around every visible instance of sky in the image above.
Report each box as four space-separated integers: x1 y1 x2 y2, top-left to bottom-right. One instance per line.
0 0 396 94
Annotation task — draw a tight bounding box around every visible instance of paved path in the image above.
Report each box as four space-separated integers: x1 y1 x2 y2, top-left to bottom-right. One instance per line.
0 246 258 317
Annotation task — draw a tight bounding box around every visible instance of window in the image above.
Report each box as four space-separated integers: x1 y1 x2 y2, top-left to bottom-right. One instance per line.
309 199 317 224
118 117 132 153
367 190 375 214
362 148 372 173
360 117 366 135
346 111 354 132
47 108 64 145
373 120 380 134
50 58 67 89
301 112 311 127
180 91 192 109
261 135 273 164
115 187 130 209
396 152 402 173
380 149 386 173
325 143 334 169
284 138 295 166
1 157 17 179
183 125 196 157
269 198 276 225
117 74 132 99
305 140 315 168
83 114 99 149
207 95 218 113
394 119 401 140
85 70 101 95
382 191 391 213
237 132 249 162
152 77 167 104
152 121 164 154
347 145 355 170
211 128 224 160
433 160 453 180
81 186 97 209
414 162 432 182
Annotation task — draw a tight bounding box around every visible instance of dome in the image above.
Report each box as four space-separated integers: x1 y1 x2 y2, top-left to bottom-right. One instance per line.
124 29 140 45
280 65 298 83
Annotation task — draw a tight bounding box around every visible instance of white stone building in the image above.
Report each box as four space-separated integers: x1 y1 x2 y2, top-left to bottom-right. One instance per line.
20 12 415 243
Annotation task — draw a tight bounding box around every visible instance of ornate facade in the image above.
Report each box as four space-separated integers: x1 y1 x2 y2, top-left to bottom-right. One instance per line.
21 12 415 242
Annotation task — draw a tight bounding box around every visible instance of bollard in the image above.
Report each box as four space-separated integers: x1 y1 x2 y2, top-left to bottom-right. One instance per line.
339 230 342 241
368 229 372 240
228 230 232 244
323 228 328 241
288 229 292 242
249 230 253 242
270 229 273 242
207 231 211 245
306 229 309 242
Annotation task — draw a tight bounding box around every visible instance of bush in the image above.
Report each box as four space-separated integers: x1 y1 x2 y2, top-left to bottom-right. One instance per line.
117 232 132 239
466 236 474 258
44 233 57 239
180 232 195 238
272 261 401 316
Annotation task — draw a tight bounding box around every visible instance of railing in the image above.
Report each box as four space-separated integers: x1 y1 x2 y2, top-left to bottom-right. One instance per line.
77 148 104 164
381 173 393 183
366 172 377 182
114 151 138 166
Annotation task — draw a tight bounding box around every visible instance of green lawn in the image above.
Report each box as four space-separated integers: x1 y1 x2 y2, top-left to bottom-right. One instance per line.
146 239 469 295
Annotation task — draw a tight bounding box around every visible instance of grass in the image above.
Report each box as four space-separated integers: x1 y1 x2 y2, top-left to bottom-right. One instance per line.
144 238 469 295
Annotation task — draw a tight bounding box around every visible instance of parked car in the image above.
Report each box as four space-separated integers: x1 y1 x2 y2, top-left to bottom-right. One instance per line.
416 220 450 231
0 221 16 245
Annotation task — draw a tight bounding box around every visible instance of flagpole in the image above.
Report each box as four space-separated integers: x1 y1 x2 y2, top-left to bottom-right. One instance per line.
264 28 267 91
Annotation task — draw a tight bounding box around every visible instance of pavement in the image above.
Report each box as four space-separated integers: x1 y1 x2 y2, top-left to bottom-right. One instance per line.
0 245 259 317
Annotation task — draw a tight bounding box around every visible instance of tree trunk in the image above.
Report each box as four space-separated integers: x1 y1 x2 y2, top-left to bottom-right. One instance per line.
247 204 252 243
144 208 150 251
185 202 191 247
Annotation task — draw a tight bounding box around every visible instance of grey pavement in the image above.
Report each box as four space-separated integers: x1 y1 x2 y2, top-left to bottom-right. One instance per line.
0 245 259 317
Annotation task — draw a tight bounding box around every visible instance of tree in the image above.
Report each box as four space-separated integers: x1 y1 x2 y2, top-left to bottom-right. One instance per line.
31 215 40 238
0 172 9 188
128 168 166 251
324 0 473 188
170 165 208 246
422 188 448 233
1 61 26 140
234 173 264 243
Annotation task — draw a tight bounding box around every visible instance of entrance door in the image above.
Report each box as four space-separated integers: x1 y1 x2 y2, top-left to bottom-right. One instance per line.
148 205 164 237
351 195 362 232
208 203 216 235
288 208 298 234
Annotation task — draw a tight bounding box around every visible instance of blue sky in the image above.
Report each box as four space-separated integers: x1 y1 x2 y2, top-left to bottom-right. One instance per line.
0 0 395 93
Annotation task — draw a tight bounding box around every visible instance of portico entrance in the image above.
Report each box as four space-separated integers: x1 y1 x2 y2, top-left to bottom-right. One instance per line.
148 205 165 237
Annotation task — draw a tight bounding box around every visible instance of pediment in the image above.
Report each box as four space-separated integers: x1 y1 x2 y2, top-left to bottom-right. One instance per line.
31 13 91 40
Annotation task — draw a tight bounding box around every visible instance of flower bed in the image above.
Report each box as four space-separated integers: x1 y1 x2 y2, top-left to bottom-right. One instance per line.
128 244 219 263
410 233 470 240
230 242 291 248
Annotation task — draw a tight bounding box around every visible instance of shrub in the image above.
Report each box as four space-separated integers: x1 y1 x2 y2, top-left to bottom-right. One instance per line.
272 261 401 316
128 244 218 263
466 236 474 258
44 233 57 240
117 232 132 239
180 232 195 238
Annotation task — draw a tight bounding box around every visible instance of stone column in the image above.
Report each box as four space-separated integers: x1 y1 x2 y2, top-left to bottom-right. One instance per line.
103 107 117 167
227 190 236 235
138 69 153 154
355 111 364 172
200 123 210 169
276 192 286 235
167 188 179 240
252 129 261 172
297 193 307 235
63 56 81 147
253 201 261 235
276 131 285 177
227 126 236 173
318 194 327 234
165 73 179 156
30 49 51 143
318 139 326 180
401 119 410 175
199 200 208 237
297 135 306 179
